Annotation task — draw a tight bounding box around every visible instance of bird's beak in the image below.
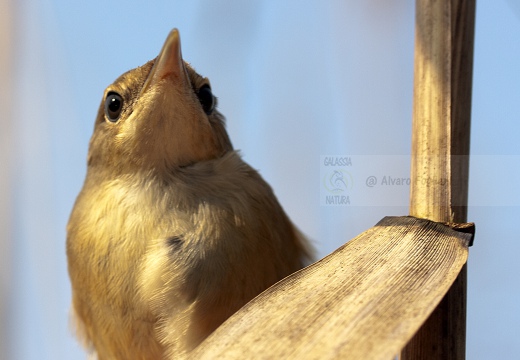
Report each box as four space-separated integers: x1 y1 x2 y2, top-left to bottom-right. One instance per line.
140 28 185 96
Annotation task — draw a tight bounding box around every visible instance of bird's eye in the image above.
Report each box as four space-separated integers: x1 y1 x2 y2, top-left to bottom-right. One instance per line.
105 92 123 122
196 85 215 115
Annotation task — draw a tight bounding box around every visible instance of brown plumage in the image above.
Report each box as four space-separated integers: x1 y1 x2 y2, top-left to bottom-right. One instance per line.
67 29 311 359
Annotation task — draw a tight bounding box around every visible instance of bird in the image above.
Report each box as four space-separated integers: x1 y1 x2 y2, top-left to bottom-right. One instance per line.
66 28 312 359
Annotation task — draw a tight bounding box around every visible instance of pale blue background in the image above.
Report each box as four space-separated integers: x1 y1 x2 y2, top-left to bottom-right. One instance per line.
6 0 520 358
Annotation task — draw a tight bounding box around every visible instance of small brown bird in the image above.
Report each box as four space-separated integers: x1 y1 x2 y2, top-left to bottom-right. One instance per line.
67 29 311 359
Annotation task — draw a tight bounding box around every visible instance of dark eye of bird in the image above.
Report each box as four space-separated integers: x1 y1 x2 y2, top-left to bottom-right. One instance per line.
105 92 123 122
196 85 215 115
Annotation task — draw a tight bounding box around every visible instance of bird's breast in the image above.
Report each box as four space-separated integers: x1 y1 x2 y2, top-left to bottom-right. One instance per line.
67 177 173 358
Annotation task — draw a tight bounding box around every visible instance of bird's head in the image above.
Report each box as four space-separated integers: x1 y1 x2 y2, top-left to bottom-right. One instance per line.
87 29 232 177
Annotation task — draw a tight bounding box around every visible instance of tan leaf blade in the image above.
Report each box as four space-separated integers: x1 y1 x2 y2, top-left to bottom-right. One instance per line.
192 216 471 360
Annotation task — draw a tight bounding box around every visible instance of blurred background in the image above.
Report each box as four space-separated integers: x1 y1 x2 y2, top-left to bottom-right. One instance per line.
1 0 519 358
